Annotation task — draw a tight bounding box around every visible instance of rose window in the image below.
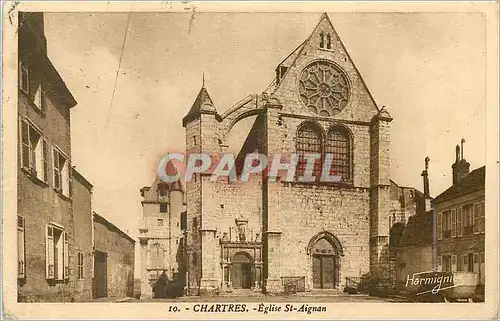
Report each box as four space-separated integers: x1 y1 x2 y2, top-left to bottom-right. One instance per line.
298 61 350 116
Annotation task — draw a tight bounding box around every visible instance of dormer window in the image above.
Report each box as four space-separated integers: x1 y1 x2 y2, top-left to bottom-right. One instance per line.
158 184 169 197
275 65 289 85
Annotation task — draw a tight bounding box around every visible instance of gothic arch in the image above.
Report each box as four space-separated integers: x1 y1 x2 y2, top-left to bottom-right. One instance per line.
296 120 326 140
307 231 344 256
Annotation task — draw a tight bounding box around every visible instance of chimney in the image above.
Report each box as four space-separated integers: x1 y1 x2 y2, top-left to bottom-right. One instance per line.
452 138 470 185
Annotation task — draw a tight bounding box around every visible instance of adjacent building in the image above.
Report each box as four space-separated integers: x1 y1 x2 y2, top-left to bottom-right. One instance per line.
181 13 399 295
17 12 78 302
434 144 485 285
17 12 135 302
138 170 187 299
71 168 94 301
393 143 486 295
93 213 136 299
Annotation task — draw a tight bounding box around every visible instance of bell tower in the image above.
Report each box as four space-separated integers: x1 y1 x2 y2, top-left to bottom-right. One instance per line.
182 83 222 294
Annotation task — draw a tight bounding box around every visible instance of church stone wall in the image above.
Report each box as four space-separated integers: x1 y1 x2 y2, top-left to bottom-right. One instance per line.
269 182 371 290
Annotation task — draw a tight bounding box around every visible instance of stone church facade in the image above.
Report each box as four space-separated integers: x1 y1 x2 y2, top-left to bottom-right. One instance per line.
182 13 394 295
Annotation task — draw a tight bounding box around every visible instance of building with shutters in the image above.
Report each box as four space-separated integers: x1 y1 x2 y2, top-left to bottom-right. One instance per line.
433 143 485 285
17 12 79 302
179 13 404 295
137 167 187 299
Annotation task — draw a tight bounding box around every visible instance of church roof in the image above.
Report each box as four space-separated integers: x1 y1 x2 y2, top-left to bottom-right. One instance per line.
433 166 485 203
182 86 220 126
272 12 380 114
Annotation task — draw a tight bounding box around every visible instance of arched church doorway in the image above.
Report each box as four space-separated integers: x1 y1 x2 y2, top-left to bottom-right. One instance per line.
231 252 253 289
311 237 341 289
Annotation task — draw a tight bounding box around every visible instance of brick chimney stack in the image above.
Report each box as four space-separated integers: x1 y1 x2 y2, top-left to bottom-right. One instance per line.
452 138 470 185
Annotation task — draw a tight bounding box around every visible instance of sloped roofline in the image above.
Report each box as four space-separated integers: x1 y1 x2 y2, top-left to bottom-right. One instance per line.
274 13 381 111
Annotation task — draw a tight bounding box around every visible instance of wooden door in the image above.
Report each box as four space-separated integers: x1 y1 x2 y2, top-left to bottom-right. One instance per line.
231 263 243 289
313 255 322 288
241 263 252 289
93 251 108 298
322 256 335 289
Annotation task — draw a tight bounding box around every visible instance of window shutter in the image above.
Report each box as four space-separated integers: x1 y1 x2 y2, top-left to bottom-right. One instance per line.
473 253 479 273
42 139 48 183
451 209 457 237
451 255 457 272
19 62 29 93
463 254 468 272
473 203 480 234
53 149 60 191
17 216 25 278
64 232 69 279
33 85 43 110
437 212 442 240
46 226 54 279
457 208 463 237
21 120 30 169
67 162 72 198
480 201 485 233
437 256 442 272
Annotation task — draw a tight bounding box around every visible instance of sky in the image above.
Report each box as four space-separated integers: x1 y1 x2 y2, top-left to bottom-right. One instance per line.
43 12 486 277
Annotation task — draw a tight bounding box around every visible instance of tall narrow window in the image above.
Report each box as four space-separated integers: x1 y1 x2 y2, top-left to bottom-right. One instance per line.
319 32 325 48
451 255 457 272
53 148 71 197
473 203 480 234
158 184 169 197
437 212 442 240
326 34 332 49
325 127 351 183
451 209 457 237
480 201 485 233
457 207 463 237
442 211 451 238
46 226 55 279
296 123 323 179
77 252 84 280
21 119 48 182
19 62 29 94
17 216 25 279
46 225 68 280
